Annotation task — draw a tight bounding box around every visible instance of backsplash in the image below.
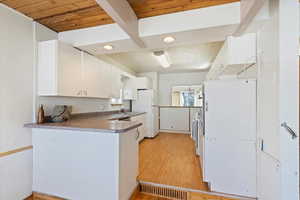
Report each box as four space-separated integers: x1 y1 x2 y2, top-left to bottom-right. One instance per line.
38 96 130 115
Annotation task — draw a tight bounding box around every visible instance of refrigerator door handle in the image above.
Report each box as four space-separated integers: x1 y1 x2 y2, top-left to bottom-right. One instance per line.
281 122 298 139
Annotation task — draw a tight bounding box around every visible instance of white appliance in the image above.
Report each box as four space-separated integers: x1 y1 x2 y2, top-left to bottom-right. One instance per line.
198 107 205 169
132 89 159 138
202 79 257 198
191 111 201 156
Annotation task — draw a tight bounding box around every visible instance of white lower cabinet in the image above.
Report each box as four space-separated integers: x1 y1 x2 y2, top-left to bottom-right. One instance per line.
32 128 139 200
159 107 190 132
131 114 146 142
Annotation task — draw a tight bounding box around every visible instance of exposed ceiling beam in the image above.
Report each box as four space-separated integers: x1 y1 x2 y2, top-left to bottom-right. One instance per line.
95 0 145 48
234 0 267 36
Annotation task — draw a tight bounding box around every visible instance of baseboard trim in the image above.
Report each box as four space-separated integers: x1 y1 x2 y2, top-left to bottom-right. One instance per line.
0 145 33 158
159 130 190 134
129 184 140 200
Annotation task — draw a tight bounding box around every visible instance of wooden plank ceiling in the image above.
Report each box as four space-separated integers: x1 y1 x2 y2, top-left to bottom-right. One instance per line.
0 0 240 32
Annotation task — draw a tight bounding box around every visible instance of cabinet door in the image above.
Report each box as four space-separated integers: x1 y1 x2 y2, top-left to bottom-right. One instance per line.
83 52 98 97
57 42 83 97
83 53 110 98
124 78 137 100
131 115 146 141
110 66 122 98
101 61 114 98
160 108 190 131
38 40 58 95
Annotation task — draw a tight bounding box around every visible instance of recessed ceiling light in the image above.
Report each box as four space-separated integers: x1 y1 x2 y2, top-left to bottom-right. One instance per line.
163 36 175 44
103 45 114 50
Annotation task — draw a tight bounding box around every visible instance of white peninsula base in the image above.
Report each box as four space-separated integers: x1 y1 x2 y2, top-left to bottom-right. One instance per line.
32 128 139 200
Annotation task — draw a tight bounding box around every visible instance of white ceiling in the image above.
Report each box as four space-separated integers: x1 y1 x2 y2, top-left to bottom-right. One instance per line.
104 42 223 73
79 24 236 55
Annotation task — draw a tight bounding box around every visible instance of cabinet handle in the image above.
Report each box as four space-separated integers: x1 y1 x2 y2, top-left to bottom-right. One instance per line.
136 128 140 141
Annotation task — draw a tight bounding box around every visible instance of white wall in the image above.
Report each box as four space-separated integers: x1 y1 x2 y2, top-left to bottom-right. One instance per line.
35 23 58 42
0 4 34 199
158 72 207 105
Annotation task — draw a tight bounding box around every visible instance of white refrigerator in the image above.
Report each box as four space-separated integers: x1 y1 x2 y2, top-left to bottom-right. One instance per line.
202 79 257 198
132 89 159 138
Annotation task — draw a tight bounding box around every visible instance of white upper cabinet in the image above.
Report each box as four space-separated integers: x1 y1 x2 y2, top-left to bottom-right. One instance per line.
122 77 153 100
223 33 256 66
83 52 111 98
206 33 256 80
38 40 128 99
110 66 123 99
38 40 82 96
123 77 137 100
134 77 153 90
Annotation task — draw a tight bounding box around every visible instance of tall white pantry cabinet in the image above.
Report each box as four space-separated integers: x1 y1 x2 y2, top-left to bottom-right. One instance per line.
203 79 257 198
38 40 122 98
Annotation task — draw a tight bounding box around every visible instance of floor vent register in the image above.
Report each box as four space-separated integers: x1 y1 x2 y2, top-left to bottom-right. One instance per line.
139 182 188 200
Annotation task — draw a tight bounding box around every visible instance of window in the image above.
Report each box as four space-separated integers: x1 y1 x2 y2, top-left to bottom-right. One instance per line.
171 85 202 107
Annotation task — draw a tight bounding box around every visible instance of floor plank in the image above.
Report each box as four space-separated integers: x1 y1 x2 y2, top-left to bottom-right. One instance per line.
138 133 209 191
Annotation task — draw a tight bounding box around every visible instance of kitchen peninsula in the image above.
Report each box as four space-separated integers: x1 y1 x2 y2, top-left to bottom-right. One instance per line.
24 112 144 200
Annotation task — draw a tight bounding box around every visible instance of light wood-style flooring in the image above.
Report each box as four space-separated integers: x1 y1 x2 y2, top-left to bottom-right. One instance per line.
138 133 209 191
